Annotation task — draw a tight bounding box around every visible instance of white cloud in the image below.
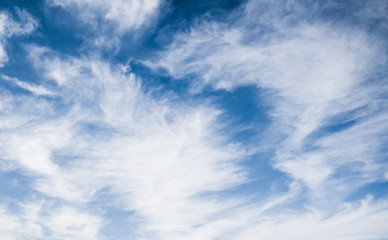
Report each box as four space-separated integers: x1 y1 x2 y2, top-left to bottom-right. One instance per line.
0 198 105 240
4 44 386 238
144 1 388 238
42 206 105 239
1 1 387 239
148 0 388 196
1 74 53 96
0 9 38 67
0 44 7 67
0 206 22 240
49 0 163 33
0 46 250 238
232 196 388 240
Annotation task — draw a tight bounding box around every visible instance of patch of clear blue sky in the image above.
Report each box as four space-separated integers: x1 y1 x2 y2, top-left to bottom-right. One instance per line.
0 171 35 201
101 207 137 240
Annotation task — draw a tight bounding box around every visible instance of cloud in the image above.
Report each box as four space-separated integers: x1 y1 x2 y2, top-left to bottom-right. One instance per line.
1 74 53 96
0 205 21 240
49 0 164 33
148 0 388 195
0 45 250 238
0 199 104 240
232 196 388 240
0 9 38 67
1 0 388 239
179 195 388 240
144 0 388 238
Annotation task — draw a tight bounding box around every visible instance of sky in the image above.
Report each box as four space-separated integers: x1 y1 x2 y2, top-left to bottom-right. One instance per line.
0 0 388 239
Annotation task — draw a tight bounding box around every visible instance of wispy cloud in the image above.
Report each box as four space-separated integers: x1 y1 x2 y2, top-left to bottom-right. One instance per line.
230 196 388 240
0 9 37 67
49 0 164 33
0 198 104 240
144 0 388 238
1 45 250 238
1 74 53 96
149 0 388 191
1 0 387 239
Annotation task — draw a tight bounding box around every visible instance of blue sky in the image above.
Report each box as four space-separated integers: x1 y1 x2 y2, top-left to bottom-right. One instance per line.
0 0 388 239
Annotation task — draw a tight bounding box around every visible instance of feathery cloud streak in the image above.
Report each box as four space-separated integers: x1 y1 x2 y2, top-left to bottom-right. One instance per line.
49 0 163 33
0 9 37 67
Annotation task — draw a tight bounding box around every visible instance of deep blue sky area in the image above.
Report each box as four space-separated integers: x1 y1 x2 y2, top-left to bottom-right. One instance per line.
0 0 387 239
